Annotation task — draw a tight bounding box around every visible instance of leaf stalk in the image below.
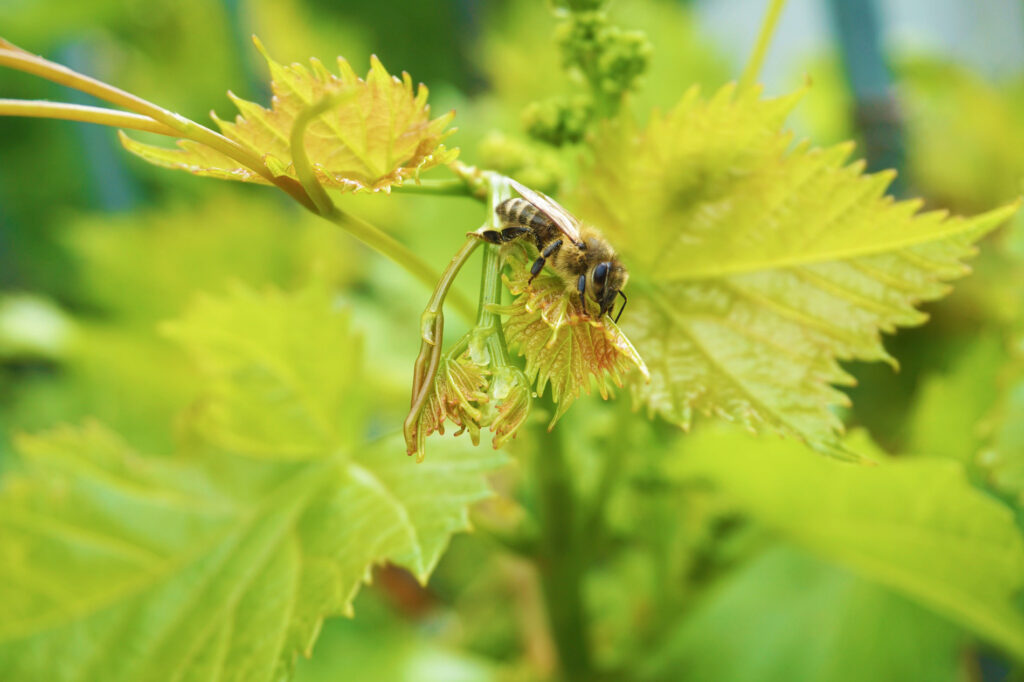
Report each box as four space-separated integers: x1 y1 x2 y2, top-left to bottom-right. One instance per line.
738 0 789 92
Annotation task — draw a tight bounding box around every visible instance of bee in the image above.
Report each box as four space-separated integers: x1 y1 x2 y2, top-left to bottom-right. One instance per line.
481 179 629 323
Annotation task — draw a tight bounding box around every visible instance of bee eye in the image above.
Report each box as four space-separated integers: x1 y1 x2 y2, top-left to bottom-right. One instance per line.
594 262 610 286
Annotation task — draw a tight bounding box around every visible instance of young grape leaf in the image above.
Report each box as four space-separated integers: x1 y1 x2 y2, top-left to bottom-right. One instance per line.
578 84 1021 452
0 285 505 682
905 334 1004 462
643 548 963 682
163 284 366 459
978 334 1024 503
499 249 649 425
121 38 457 193
667 427 1024 660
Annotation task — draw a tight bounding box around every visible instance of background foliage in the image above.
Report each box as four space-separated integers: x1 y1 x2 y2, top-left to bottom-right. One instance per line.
1 0 1023 680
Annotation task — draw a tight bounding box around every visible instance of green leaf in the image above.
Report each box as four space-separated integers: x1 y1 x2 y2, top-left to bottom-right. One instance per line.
578 84 1020 452
0 285 505 682
295 593 498 682
121 38 457 193
979 335 1024 503
643 547 963 682
667 427 1024 659
163 285 364 459
906 334 1005 461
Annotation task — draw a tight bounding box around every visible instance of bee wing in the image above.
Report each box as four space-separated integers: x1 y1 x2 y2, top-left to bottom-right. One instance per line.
508 178 585 247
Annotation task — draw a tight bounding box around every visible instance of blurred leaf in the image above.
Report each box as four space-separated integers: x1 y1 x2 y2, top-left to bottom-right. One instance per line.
668 427 1024 659
0 323 195 455
642 547 963 682
164 285 364 459
979 335 1024 504
121 39 457 192
63 194 354 324
902 60 1024 212
0 284 505 681
0 195 353 452
500 249 648 425
295 593 498 682
906 334 1005 461
579 83 1020 453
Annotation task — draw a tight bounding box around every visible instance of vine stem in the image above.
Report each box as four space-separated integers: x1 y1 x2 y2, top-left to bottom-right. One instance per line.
534 396 593 682
738 0 789 92
287 92 476 320
404 236 482 458
0 99 179 135
390 178 477 198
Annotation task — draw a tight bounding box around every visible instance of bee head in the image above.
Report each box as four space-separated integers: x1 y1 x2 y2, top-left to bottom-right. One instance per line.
590 260 629 321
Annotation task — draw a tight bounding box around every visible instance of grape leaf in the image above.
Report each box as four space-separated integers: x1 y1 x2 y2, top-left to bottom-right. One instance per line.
906 334 1004 462
643 548 963 682
979 334 1024 503
578 83 1021 452
0 285 505 682
121 38 457 193
499 249 649 425
667 427 1024 660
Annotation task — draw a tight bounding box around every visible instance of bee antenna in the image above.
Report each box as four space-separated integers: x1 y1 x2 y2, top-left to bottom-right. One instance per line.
614 290 628 323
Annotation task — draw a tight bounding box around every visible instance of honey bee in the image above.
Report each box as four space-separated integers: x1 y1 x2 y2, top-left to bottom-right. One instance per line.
481 179 629 322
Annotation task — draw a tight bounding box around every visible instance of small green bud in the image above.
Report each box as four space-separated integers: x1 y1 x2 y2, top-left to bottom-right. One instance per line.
556 11 652 105
549 0 607 12
595 29 651 96
478 132 563 194
522 95 593 146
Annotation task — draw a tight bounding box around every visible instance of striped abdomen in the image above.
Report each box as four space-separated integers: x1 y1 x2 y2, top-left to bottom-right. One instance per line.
497 198 553 230
496 198 560 245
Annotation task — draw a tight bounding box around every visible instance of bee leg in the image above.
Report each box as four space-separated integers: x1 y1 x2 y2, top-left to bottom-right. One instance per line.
480 230 502 244
529 239 563 283
500 227 530 242
577 274 586 312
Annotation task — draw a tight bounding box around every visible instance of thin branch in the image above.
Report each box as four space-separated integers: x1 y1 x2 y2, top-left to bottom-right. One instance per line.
390 178 477 198
0 100 178 135
404 236 483 459
290 92 352 216
738 0 789 92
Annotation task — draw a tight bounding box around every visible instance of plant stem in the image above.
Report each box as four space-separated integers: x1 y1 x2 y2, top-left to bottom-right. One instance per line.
404 236 483 458
289 92 474 319
533 398 593 682
390 178 477 198
738 0 789 92
0 99 179 135
322 208 475 320
475 174 514 366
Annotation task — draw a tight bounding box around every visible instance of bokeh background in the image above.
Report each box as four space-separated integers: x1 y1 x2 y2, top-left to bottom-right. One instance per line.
2 1 1023 680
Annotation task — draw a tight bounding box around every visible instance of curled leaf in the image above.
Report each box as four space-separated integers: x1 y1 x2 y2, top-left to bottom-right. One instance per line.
411 353 489 453
499 249 649 426
121 37 457 192
482 365 533 448
407 351 534 460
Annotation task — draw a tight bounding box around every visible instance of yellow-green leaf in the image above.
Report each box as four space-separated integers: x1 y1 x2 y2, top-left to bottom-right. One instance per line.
668 427 1024 660
0 284 505 682
121 38 458 193
579 84 1020 451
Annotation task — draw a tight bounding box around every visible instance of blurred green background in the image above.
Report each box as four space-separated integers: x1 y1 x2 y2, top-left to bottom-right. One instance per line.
1 0 1023 680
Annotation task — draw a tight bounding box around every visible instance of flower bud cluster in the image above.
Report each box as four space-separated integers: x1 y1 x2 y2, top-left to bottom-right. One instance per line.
557 11 652 102
522 95 593 147
478 132 563 193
